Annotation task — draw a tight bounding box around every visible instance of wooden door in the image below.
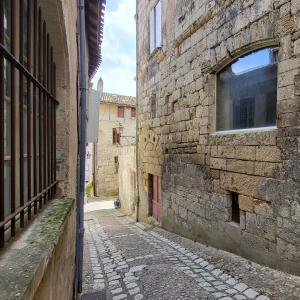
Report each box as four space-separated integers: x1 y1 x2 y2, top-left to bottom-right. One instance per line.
152 175 160 222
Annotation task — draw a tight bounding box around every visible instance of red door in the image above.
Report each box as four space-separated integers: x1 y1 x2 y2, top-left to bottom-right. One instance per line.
152 175 160 222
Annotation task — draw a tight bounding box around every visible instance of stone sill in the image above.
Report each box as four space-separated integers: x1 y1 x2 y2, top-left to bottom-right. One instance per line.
0 198 75 300
212 126 277 136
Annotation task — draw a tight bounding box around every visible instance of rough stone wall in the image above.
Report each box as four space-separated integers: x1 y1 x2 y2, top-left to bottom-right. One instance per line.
137 0 300 275
119 145 137 215
96 103 136 197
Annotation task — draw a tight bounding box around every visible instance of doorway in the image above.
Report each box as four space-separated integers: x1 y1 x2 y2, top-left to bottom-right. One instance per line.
148 174 161 222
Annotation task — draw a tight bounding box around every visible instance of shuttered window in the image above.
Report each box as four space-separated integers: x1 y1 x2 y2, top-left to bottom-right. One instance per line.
117 106 124 118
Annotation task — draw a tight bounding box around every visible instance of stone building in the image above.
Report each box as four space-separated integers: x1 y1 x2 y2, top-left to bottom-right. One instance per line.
136 0 300 275
119 144 137 215
0 0 105 298
95 92 136 197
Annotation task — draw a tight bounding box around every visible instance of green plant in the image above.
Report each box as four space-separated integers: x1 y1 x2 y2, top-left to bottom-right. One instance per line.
85 181 93 198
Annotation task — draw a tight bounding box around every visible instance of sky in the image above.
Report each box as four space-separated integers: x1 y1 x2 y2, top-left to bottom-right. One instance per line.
232 48 271 74
92 0 136 97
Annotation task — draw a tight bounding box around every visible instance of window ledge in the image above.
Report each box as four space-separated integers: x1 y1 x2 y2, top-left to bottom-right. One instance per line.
0 198 75 300
212 126 277 136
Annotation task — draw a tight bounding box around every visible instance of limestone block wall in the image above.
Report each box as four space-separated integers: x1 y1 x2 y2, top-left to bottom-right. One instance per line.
119 145 137 215
137 0 300 275
96 103 136 197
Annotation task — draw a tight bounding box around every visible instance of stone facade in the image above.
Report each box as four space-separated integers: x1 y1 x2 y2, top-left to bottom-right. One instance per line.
137 0 300 275
119 145 137 215
95 93 136 197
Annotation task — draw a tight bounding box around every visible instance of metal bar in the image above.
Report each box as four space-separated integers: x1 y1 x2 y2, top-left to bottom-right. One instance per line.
42 21 46 204
53 64 56 188
27 0 32 220
38 8 42 209
0 0 5 248
0 181 59 229
49 47 53 196
33 0 37 214
19 0 25 228
46 33 49 200
10 0 16 235
0 45 58 104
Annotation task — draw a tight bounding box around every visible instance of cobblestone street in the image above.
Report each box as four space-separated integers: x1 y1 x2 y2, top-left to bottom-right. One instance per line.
81 202 300 300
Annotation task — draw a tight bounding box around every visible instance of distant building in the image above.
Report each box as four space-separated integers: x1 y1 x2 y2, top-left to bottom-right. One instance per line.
95 93 136 199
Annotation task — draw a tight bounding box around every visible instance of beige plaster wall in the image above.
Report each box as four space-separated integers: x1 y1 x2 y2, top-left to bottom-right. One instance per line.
119 145 137 215
39 0 78 198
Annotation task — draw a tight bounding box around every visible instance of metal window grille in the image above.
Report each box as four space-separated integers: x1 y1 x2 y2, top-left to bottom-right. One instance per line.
0 0 58 248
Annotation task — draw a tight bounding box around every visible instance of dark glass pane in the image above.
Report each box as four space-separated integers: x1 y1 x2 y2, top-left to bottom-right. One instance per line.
4 0 11 49
217 48 278 131
4 100 11 156
23 0 28 61
4 160 11 216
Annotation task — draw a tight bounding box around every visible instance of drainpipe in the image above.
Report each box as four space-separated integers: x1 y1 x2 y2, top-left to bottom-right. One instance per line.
135 0 140 222
76 0 87 294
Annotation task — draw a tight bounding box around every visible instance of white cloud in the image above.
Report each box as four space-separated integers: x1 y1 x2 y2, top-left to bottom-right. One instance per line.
92 0 136 96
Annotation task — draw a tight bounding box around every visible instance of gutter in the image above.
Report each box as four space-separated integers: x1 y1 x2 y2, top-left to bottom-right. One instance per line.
76 0 87 294
135 0 140 222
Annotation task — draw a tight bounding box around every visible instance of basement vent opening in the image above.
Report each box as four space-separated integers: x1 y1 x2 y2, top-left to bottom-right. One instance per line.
231 192 240 224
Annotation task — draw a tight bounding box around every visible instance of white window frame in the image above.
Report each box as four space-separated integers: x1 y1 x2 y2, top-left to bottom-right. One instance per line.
149 1 162 53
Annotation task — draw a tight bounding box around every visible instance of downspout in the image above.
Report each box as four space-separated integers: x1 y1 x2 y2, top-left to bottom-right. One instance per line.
76 0 87 294
135 0 140 222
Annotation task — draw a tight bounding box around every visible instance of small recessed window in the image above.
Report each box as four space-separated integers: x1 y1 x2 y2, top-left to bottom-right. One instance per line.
217 47 278 131
231 192 240 224
117 106 124 118
131 107 136 117
112 128 121 145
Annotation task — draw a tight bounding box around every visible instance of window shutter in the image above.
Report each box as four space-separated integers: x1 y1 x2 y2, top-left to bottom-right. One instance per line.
113 128 116 144
117 106 124 118
155 1 162 48
149 8 155 53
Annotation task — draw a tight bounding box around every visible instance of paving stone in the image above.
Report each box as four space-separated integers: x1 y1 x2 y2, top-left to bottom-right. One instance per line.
243 288 259 299
213 292 226 298
111 288 123 295
128 287 140 295
112 294 127 300
234 283 248 292
225 289 238 295
256 296 270 300
134 294 143 300
234 295 247 300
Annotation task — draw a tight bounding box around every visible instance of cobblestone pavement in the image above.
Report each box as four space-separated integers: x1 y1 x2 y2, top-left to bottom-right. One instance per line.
82 207 300 300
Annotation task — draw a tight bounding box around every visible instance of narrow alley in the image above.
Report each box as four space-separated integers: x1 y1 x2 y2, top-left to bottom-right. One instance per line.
81 200 300 300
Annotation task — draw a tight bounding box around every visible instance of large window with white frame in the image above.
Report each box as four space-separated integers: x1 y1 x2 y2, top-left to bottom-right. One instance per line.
149 0 161 53
216 47 278 131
